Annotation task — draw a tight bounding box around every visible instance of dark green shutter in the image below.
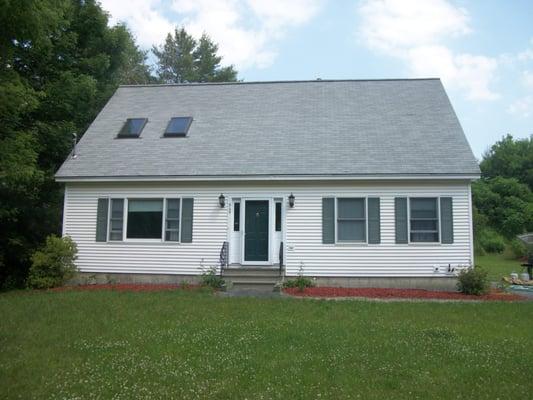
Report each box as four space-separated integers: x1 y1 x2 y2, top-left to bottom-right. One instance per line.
96 198 109 242
440 197 454 244
368 197 381 244
395 197 408 244
322 198 335 244
181 198 194 243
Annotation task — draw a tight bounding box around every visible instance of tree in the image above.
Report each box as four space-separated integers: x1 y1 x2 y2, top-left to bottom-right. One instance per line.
0 0 152 287
472 177 533 238
480 134 533 191
152 28 238 83
472 135 533 254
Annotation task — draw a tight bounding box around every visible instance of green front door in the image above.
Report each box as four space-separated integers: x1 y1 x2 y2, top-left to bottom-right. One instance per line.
244 200 269 262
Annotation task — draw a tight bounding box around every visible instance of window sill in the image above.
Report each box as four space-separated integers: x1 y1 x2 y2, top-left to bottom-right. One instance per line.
105 241 181 245
327 242 375 247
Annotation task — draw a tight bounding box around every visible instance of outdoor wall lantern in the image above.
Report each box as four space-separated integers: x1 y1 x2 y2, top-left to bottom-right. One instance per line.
288 193 295 208
219 193 226 208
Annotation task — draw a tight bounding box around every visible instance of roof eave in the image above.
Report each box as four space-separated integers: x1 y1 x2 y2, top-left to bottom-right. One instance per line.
55 173 481 183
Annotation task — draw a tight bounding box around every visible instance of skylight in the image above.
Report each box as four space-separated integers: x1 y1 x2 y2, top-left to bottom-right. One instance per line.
118 118 147 138
164 117 193 137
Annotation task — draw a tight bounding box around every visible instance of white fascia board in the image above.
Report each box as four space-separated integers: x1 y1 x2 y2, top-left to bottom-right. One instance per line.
55 174 480 183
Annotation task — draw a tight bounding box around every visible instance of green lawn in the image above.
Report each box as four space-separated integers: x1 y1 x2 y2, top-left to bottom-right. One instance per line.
476 253 524 281
1 290 532 399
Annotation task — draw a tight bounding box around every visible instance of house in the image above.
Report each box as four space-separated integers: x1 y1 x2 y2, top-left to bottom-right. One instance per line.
56 79 480 290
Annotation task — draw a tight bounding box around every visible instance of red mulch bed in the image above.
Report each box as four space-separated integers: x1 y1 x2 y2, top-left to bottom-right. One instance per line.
51 284 202 292
283 287 526 301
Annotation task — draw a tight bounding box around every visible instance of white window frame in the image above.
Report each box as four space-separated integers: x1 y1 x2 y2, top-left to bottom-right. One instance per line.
407 196 441 244
107 197 183 243
335 197 368 244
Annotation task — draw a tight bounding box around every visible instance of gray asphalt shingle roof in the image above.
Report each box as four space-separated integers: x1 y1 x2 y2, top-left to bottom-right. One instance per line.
55 79 480 179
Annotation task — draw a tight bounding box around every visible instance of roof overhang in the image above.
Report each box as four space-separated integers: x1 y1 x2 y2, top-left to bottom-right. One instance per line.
55 173 480 183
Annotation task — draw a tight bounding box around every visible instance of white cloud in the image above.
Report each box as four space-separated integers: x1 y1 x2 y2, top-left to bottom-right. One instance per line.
508 96 533 118
358 0 470 53
171 0 322 69
100 0 323 70
523 70 533 88
517 38 533 61
357 0 499 101
100 0 174 48
406 45 498 100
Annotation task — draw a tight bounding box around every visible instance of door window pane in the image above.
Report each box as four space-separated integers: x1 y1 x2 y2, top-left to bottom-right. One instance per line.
127 199 163 239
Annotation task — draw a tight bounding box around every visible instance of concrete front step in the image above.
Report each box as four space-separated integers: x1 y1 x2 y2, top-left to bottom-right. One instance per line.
230 279 279 285
222 266 282 293
224 276 280 284
230 282 280 292
222 267 281 279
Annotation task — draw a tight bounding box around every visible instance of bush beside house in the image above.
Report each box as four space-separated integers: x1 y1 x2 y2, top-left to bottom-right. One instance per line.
27 236 78 289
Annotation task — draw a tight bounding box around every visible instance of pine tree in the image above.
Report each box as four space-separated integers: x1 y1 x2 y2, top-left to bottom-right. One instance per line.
153 28 238 83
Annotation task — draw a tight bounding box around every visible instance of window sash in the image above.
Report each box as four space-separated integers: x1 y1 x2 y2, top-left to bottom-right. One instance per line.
164 117 192 136
109 199 124 241
118 118 147 137
165 199 180 242
409 197 439 243
126 199 164 239
336 198 367 242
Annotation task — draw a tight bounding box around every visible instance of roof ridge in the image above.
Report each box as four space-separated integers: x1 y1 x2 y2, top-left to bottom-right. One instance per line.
119 78 441 88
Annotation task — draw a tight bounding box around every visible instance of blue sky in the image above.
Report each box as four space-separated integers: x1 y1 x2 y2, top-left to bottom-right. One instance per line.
101 0 533 158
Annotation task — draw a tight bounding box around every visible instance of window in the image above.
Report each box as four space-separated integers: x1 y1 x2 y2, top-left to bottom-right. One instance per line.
233 202 240 231
118 118 147 138
164 117 193 137
102 197 193 243
337 198 366 242
275 202 282 232
127 199 163 239
165 199 180 241
109 199 124 241
409 198 439 242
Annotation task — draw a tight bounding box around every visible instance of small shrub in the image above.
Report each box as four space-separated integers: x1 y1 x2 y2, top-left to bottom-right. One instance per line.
457 267 490 295
283 263 315 291
27 236 78 289
478 229 506 254
283 276 315 291
200 267 225 289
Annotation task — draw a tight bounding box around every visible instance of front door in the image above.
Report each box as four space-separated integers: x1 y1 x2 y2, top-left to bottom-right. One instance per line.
244 200 269 262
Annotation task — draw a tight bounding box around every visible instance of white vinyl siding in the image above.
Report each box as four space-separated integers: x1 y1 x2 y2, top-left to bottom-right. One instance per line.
63 180 473 277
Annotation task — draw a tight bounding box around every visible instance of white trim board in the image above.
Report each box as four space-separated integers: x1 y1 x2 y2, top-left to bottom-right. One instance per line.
56 174 480 183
